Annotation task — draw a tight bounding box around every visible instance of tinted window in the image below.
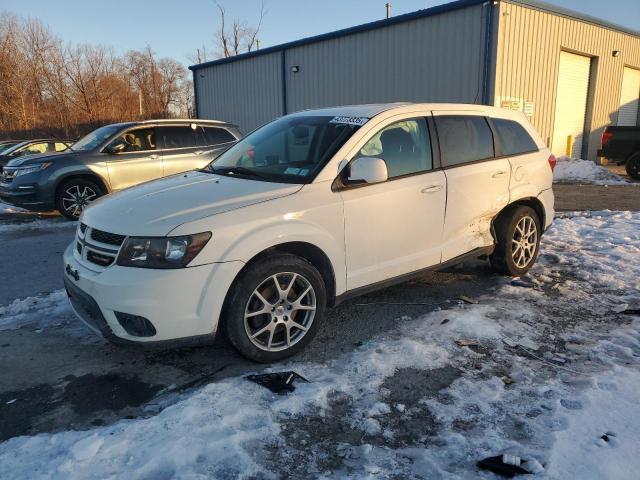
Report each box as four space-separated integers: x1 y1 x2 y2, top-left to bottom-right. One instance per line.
357 118 432 178
159 126 197 149
113 128 156 152
492 118 538 156
436 115 494 166
202 127 235 146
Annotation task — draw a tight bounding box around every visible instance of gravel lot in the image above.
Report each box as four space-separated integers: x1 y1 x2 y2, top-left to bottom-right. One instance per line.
0 183 638 478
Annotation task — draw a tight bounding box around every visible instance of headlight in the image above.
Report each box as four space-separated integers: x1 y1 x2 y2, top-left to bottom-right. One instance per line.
13 162 52 177
116 232 211 269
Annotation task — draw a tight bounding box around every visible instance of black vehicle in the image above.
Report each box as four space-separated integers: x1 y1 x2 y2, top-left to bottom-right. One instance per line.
598 126 640 180
0 139 74 169
0 120 241 219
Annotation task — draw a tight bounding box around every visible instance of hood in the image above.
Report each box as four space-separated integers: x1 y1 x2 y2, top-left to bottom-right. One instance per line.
82 170 303 236
5 150 76 167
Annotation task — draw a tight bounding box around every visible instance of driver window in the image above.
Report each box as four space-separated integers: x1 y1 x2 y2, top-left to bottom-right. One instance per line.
357 118 432 178
23 142 49 155
115 128 156 152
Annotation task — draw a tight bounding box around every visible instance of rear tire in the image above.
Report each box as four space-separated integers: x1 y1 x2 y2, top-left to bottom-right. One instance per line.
625 152 640 180
56 178 103 220
222 253 326 363
490 205 541 276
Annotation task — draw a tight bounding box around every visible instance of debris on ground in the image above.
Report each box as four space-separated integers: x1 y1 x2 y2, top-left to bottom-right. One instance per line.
510 276 534 288
440 318 450 325
247 371 309 394
501 376 515 385
456 338 479 347
458 295 478 304
622 308 640 316
477 454 532 477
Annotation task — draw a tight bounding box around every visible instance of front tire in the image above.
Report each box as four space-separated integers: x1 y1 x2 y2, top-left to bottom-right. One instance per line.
625 152 640 180
222 253 327 363
56 178 103 220
490 205 541 276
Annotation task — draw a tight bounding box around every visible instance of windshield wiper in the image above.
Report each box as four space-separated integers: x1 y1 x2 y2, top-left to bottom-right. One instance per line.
209 166 268 180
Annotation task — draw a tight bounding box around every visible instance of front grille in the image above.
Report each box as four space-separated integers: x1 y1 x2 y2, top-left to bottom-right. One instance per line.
91 228 126 246
0 169 15 183
87 250 115 267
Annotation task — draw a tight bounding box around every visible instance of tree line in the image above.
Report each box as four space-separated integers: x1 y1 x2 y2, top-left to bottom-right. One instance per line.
0 13 194 140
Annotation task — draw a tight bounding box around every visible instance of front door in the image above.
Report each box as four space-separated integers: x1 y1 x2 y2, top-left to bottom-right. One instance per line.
105 128 162 191
340 116 446 290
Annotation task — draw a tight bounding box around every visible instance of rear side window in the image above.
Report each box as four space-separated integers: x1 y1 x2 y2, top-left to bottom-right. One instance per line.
492 118 538 156
159 126 197 149
202 127 235 146
435 115 494 167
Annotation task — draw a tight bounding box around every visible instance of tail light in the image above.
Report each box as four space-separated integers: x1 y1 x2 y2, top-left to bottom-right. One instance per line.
601 127 613 146
548 154 556 172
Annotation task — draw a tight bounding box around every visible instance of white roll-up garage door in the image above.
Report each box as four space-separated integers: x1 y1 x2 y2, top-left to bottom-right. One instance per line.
618 67 640 126
551 51 592 158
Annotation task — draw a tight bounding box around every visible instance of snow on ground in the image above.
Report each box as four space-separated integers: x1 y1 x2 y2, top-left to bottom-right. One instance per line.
553 157 629 185
0 212 639 479
0 218 76 233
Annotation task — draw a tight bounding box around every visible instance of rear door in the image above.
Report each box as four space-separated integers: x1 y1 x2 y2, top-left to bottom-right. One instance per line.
158 125 204 176
104 127 162 190
434 112 510 262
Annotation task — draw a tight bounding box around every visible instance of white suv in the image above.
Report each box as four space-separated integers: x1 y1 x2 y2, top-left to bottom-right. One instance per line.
63 104 555 362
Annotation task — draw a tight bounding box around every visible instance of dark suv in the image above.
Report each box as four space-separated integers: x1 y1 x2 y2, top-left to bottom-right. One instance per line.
0 119 241 219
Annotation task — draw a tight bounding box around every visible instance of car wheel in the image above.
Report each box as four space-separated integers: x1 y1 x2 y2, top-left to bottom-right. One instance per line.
490 205 541 276
56 178 103 221
223 253 326 363
625 153 640 180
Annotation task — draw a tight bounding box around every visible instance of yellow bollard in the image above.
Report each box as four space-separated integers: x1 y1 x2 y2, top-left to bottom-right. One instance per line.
565 135 574 157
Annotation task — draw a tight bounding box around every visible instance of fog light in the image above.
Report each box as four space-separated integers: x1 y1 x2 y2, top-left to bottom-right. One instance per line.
114 312 157 337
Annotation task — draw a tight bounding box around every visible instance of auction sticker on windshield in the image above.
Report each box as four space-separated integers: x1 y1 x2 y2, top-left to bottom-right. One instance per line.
329 116 369 126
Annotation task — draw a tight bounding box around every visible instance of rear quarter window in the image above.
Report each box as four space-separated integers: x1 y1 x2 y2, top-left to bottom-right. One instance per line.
435 115 495 167
491 118 539 156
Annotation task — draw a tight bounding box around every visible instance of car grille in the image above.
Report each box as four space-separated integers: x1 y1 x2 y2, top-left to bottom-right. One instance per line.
75 223 126 270
91 228 126 246
0 168 16 183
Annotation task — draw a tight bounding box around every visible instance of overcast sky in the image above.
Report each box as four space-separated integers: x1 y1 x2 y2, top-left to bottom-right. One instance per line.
3 0 639 66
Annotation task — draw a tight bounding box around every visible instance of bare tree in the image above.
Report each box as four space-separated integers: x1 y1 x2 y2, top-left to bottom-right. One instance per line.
214 1 266 58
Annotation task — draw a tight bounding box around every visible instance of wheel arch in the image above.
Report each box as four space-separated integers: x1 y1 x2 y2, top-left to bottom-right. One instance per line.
54 172 109 199
493 197 546 239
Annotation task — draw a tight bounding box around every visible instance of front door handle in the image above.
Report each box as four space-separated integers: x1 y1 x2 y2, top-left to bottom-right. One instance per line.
492 170 507 178
421 185 443 194
149 154 160 160
194 150 205 156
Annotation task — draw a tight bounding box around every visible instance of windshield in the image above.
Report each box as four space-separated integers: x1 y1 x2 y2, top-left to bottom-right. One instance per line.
207 115 365 183
72 124 126 152
0 142 20 154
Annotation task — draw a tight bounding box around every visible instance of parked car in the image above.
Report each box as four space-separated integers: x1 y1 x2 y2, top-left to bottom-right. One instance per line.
0 120 241 219
0 140 24 154
598 125 640 179
0 139 74 169
63 103 555 362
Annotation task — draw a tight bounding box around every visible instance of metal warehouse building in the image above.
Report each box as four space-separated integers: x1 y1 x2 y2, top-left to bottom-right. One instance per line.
190 0 640 161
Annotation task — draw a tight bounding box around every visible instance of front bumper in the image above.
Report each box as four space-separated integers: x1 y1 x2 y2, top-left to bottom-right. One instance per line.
63 243 244 344
538 187 555 231
0 182 54 211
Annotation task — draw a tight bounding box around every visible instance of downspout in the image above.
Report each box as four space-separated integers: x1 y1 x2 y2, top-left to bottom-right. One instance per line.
192 69 200 118
481 0 496 105
281 49 288 115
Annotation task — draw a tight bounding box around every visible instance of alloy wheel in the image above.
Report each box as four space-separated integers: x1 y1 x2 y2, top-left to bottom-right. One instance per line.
62 184 98 218
511 215 538 269
244 272 317 352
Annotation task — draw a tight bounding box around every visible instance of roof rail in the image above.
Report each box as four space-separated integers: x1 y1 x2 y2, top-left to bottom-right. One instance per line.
138 118 226 125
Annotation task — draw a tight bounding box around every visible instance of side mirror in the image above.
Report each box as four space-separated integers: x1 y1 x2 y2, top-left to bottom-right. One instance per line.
347 157 388 185
106 139 127 154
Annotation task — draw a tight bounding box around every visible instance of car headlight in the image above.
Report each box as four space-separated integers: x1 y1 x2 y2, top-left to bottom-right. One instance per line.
13 162 52 177
116 232 212 269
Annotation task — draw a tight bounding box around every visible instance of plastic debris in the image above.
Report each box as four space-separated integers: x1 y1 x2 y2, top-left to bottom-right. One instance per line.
510 276 534 288
456 338 479 347
440 318 450 325
5 398 17 405
622 308 640 316
501 376 515 385
247 371 309 394
477 454 532 477
458 295 478 304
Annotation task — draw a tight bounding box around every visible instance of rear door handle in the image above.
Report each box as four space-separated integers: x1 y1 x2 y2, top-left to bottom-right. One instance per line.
194 150 205 155
149 154 160 160
492 170 507 178
421 185 443 194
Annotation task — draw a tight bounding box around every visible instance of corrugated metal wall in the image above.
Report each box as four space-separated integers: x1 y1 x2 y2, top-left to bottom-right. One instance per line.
194 51 283 133
194 3 489 133
494 1 640 160
284 4 487 112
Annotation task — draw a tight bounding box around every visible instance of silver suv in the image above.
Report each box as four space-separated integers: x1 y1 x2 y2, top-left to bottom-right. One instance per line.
0 119 241 219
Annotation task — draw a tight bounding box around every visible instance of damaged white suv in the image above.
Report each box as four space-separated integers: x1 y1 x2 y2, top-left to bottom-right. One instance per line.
63 104 555 362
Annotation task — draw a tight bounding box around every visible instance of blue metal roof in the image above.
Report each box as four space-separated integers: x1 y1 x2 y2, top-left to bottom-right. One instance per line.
189 0 639 72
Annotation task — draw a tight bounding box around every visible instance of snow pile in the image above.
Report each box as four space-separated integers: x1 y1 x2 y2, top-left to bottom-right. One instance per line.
0 212 639 478
0 290 72 332
0 218 76 233
553 157 628 185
